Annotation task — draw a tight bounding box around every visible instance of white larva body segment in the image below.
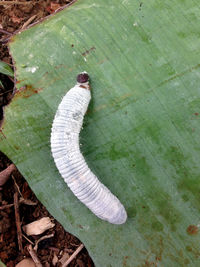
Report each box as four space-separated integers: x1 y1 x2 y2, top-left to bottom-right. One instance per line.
51 73 127 224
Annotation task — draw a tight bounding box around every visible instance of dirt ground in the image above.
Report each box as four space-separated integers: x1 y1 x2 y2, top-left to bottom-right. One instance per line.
0 1 94 266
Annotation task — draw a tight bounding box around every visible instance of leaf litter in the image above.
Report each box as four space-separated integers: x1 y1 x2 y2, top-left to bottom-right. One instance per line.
0 1 94 266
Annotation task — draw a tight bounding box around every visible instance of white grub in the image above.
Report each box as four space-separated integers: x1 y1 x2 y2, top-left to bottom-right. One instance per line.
51 72 127 224
23 217 55 236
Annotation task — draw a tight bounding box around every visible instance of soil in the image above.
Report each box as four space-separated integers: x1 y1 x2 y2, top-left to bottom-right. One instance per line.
0 1 94 266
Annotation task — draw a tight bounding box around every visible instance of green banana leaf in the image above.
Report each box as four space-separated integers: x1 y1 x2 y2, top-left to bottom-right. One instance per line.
0 60 14 77
1 0 200 266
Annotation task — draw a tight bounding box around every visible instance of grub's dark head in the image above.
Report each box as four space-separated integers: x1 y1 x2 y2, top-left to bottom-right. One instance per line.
77 72 89 83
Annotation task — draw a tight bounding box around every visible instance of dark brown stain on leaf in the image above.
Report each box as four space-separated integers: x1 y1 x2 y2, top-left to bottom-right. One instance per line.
187 225 198 235
123 256 130 266
15 84 43 98
0 129 6 140
156 256 162 261
82 47 96 57
16 79 25 84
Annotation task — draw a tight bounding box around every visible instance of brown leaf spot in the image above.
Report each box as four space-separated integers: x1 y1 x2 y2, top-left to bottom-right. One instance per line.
187 225 198 235
123 256 130 266
82 47 96 57
79 85 87 89
15 85 43 98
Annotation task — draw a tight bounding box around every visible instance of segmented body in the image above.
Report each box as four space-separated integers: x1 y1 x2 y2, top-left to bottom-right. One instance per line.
50 73 127 224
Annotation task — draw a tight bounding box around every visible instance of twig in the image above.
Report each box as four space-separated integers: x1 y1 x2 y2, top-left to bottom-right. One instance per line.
0 89 14 96
19 197 38 206
12 174 23 197
59 252 69 265
0 35 12 43
27 244 43 267
34 233 54 251
22 234 34 245
21 15 37 30
14 191 23 253
0 164 16 186
0 1 33 5
0 203 14 210
0 29 12 35
0 198 37 210
61 244 84 267
8 76 14 82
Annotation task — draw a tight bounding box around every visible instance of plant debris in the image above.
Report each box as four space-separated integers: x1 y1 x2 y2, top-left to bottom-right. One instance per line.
23 217 55 236
0 163 16 186
0 1 94 265
0 151 94 266
15 258 36 267
27 244 43 267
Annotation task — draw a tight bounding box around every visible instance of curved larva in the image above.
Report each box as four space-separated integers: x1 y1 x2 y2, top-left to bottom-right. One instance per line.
51 72 127 224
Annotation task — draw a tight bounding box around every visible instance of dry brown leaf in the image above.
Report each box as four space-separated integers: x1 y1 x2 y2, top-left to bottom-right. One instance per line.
11 15 23 24
46 2 61 13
